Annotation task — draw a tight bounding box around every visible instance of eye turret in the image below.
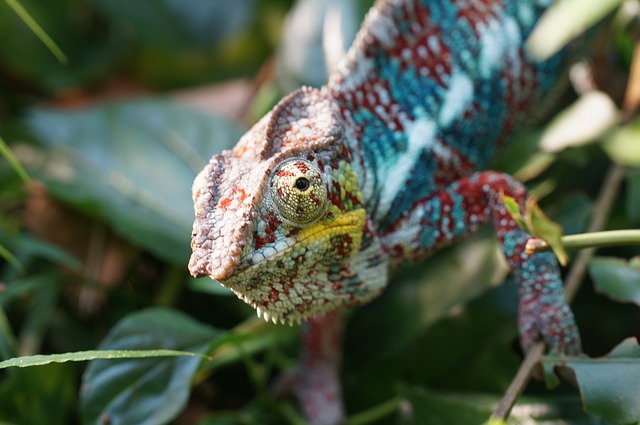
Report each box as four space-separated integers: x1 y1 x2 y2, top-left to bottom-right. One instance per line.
268 158 328 226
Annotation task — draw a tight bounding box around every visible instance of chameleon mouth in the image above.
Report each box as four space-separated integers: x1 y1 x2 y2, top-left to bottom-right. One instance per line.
213 209 368 325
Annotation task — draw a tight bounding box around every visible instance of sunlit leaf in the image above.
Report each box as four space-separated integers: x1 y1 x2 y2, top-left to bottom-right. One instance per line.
0 349 202 369
539 91 618 153
527 0 624 60
603 115 640 166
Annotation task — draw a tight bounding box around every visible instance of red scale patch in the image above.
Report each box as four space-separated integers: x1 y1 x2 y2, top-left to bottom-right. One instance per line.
386 1 452 85
455 0 501 37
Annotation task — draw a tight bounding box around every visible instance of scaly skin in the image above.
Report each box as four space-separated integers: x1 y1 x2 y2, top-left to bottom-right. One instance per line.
189 0 582 423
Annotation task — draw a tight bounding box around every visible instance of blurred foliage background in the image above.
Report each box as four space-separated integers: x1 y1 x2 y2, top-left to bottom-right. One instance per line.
1 0 640 424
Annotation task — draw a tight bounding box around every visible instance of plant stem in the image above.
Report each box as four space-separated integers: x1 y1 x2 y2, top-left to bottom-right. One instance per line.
528 229 640 252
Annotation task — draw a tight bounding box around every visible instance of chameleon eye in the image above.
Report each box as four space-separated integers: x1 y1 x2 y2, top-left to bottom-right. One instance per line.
295 177 310 191
268 158 328 226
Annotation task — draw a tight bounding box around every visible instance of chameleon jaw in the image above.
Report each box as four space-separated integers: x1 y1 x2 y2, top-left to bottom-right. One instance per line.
212 209 368 325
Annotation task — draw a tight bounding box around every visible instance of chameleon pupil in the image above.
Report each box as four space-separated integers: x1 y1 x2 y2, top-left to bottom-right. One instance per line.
295 177 310 191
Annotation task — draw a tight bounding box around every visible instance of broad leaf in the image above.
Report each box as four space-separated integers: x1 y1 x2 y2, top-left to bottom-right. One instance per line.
24 99 243 265
589 257 640 306
397 385 600 424
81 308 223 425
527 0 624 60
543 338 640 424
603 116 640 167
539 91 617 152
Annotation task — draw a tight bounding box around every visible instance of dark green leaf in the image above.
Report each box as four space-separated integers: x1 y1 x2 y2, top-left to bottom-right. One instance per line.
589 257 640 306
93 0 255 50
81 307 223 425
546 338 640 424
0 363 75 425
24 99 243 264
398 385 492 424
0 242 25 274
0 0 121 92
5 233 83 271
188 276 233 296
399 384 608 425
0 273 59 307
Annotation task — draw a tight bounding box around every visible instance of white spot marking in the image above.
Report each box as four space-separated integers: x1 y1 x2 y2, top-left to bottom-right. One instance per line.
377 116 436 215
438 71 474 127
478 16 522 78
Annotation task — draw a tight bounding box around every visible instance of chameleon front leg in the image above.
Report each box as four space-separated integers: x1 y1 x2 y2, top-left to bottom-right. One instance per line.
386 170 581 355
282 310 345 425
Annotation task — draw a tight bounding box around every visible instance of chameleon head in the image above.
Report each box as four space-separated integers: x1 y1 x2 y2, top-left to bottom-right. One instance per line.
189 87 376 324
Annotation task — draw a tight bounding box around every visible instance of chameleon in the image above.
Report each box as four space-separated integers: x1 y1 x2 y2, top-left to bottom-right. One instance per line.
189 0 582 423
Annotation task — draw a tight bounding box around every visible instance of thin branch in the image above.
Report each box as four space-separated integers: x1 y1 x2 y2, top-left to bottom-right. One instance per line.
527 229 640 253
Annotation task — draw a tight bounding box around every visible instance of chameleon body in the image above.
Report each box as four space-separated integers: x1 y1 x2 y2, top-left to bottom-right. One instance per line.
189 0 581 423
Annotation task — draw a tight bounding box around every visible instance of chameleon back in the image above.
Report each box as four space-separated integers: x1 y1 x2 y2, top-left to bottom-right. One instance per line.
327 0 564 232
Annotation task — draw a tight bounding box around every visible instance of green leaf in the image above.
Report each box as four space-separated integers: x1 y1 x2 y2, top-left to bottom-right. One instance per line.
23 99 243 265
0 0 121 92
398 385 492 424
0 274 58 307
603 115 640 167
545 338 640 424
589 257 640 306
524 197 568 266
93 0 255 50
501 195 528 231
538 91 618 153
0 349 202 369
526 0 625 60
399 384 608 424
188 276 233 296
0 363 75 425
81 307 223 425
0 243 25 274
